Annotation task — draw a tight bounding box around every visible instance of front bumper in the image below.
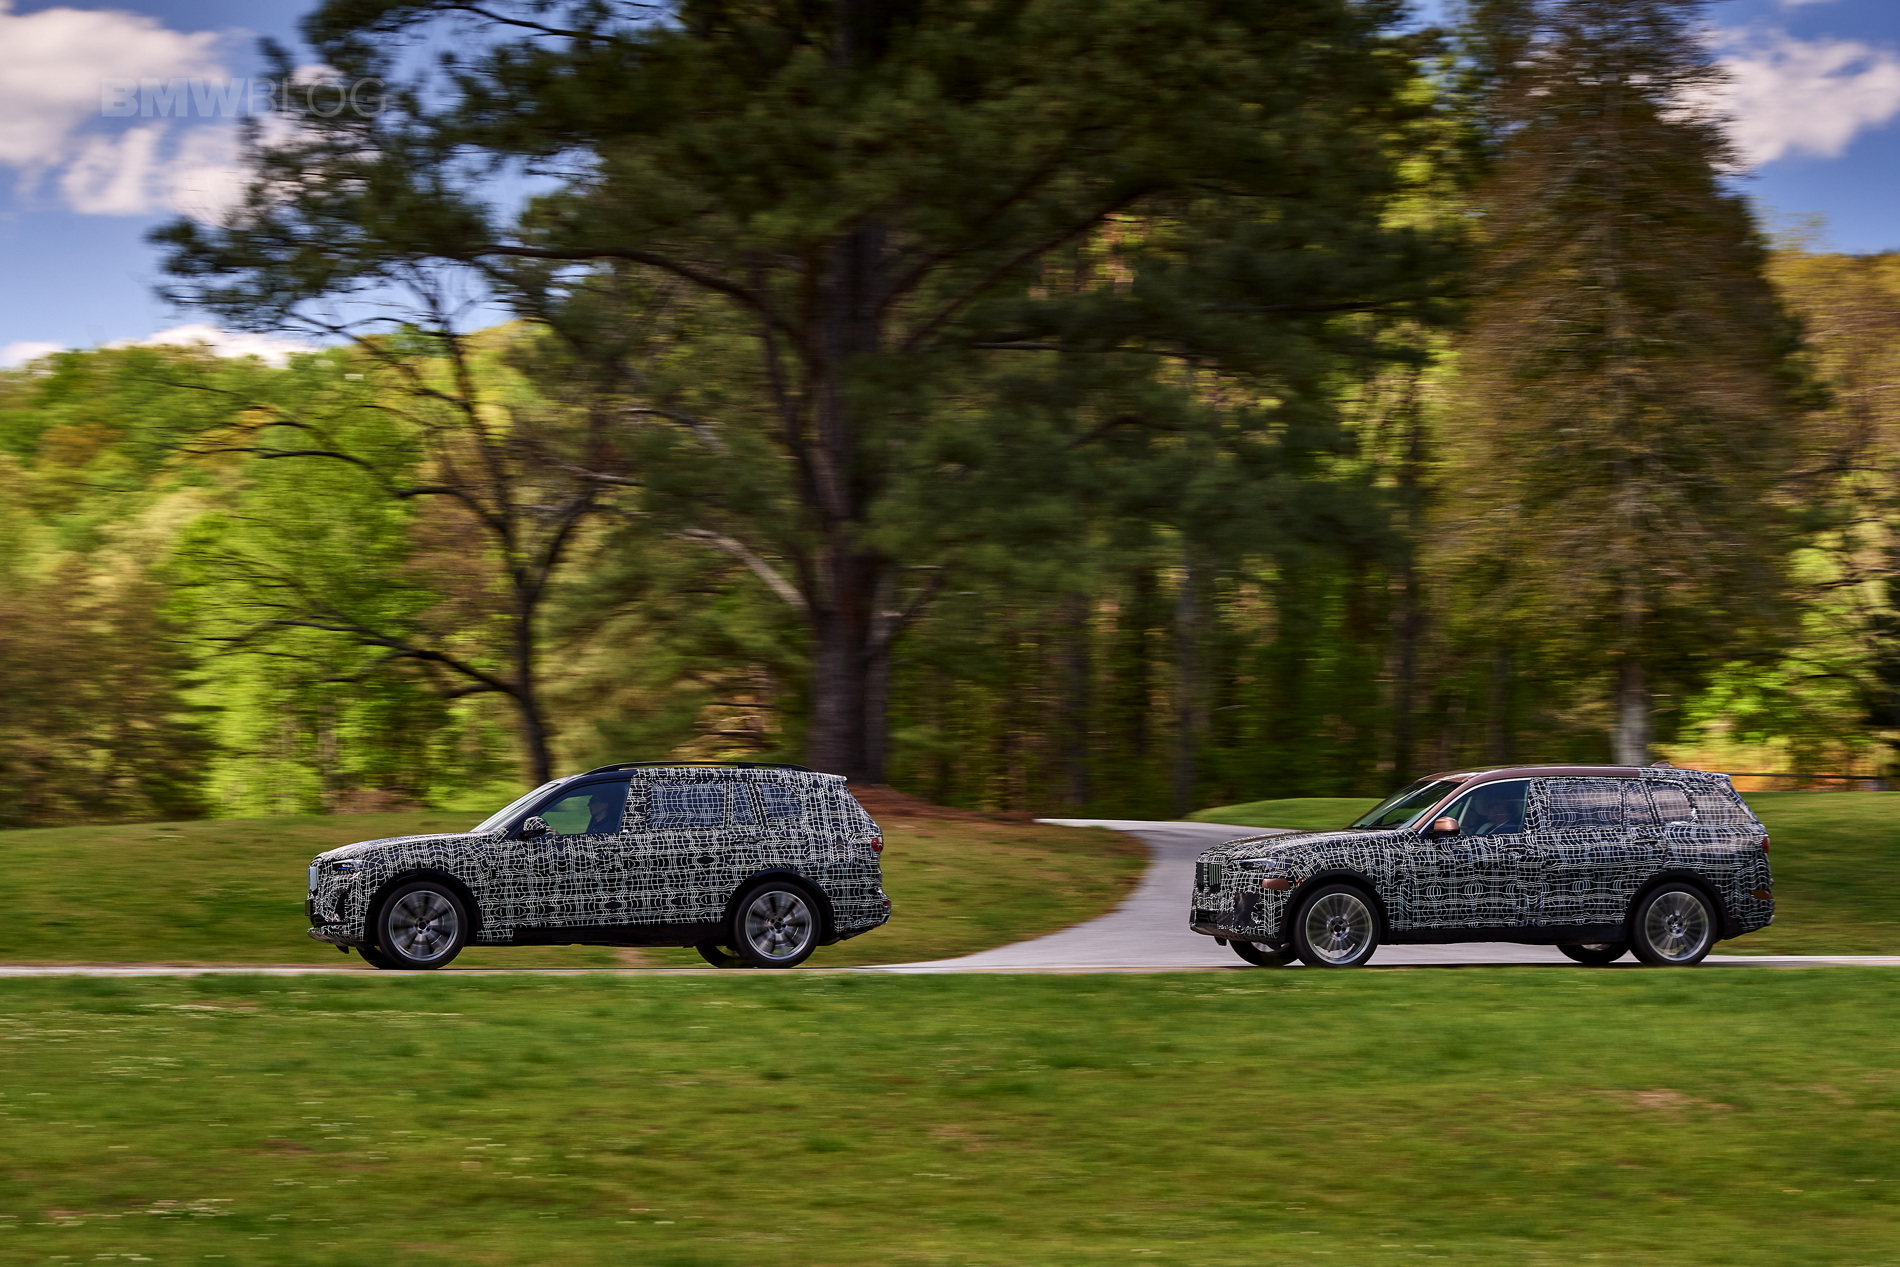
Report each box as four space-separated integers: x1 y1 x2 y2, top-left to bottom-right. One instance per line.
1189 885 1293 943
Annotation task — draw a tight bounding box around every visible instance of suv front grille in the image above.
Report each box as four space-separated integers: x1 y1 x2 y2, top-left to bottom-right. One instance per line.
1195 858 1225 890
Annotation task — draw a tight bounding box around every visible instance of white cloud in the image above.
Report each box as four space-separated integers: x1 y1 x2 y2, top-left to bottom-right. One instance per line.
0 1 249 219
107 323 314 367
0 0 223 167
1 340 63 369
1717 29 1900 165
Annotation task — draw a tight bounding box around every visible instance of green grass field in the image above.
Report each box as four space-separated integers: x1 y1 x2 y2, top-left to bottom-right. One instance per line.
2 970 1895 1265
0 812 1141 968
1192 790 1900 954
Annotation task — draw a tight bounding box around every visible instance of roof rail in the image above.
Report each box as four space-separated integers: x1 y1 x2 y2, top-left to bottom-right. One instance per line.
577 760 817 777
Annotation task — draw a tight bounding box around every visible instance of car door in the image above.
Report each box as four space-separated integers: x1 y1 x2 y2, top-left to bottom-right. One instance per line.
1415 779 1536 930
497 776 634 931
1534 777 1653 925
614 777 763 926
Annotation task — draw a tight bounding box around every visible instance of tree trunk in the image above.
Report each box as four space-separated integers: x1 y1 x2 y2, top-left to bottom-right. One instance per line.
511 609 554 785
808 599 873 780
1172 554 1200 818
802 205 890 780
1486 646 1514 765
1613 658 1650 766
1390 373 1427 786
1060 593 1091 809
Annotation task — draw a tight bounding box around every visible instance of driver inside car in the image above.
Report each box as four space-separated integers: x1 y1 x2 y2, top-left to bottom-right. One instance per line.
585 787 624 835
1466 786 1525 836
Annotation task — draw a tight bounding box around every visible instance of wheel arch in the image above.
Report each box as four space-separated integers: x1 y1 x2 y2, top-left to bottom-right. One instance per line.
365 868 484 941
723 868 836 943
1296 869 1391 940
1625 870 1729 941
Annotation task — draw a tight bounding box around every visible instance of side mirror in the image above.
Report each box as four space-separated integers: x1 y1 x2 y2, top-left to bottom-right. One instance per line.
1424 816 1461 839
518 816 550 839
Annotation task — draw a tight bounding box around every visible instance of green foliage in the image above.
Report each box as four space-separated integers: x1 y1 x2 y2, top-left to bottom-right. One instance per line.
155 0 1462 781
4 971 1899 1263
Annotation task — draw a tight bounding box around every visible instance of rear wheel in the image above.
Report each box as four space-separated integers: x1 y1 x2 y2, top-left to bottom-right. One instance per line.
1560 942 1629 966
1290 884 1380 969
1231 940 1285 967
729 881 820 969
372 880 469 970
1631 885 1715 967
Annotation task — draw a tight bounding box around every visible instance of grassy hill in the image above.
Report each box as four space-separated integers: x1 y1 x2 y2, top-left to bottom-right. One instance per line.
4 970 1896 1264
0 810 1141 968
1192 790 1900 954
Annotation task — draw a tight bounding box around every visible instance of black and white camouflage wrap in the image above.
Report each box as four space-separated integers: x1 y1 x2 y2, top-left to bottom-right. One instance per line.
1191 767 1773 948
306 767 889 949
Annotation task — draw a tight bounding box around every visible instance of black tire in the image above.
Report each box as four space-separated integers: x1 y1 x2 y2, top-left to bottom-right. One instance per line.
1630 884 1716 967
1289 883 1380 969
356 942 398 969
728 880 821 969
1231 939 1286 967
695 941 742 968
372 879 470 970
1560 942 1630 966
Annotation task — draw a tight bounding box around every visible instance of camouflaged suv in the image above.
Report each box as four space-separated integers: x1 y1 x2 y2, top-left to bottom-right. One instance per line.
306 763 890 970
1191 765 1773 969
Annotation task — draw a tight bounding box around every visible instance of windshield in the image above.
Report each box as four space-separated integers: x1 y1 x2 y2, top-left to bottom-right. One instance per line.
1349 778 1464 829
470 780 563 834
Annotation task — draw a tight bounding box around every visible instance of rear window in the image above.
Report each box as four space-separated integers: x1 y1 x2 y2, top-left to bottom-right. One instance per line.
759 784 803 824
1688 783 1752 826
1649 783 1693 824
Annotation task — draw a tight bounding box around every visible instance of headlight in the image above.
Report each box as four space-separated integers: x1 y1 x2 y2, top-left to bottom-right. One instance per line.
307 864 318 892
1240 857 1281 871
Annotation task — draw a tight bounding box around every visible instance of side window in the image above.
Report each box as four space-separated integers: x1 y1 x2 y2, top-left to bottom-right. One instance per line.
1649 783 1693 824
1542 778 1625 829
649 782 729 828
1442 781 1527 836
731 786 761 826
759 784 803 825
535 779 631 836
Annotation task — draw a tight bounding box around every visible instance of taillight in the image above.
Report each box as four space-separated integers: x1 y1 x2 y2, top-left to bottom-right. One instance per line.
871 836 883 854
1760 836 1770 853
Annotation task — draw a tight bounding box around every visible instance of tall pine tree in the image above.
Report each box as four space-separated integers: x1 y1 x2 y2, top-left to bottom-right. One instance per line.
1446 0 1806 763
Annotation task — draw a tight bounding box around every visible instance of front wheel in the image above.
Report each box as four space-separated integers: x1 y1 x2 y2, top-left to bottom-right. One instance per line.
729 881 820 968
1631 885 1715 967
1560 942 1629 966
1290 884 1380 969
1231 939 1285 967
372 880 470 970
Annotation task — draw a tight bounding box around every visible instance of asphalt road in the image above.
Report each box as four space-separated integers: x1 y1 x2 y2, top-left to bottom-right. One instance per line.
1 818 1893 975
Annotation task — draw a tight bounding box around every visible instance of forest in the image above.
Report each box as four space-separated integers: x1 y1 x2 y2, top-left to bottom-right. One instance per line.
4 0 1898 828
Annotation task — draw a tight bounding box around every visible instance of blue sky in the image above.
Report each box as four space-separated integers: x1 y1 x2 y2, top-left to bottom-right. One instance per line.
3 0 1900 364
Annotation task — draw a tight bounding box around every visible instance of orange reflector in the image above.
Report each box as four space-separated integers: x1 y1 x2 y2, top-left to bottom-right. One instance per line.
1261 877 1293 891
